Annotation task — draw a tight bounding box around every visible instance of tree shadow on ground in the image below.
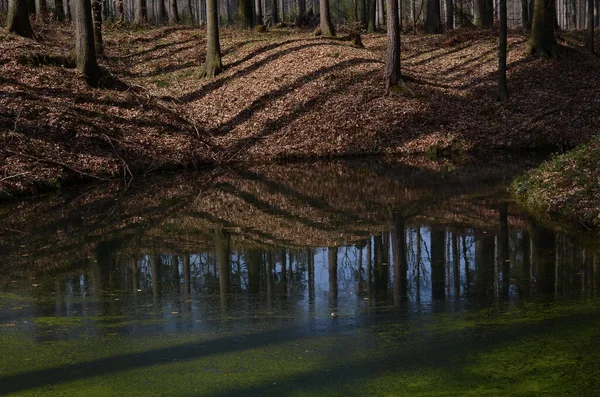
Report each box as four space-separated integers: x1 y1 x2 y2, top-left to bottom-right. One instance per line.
1 308 597 395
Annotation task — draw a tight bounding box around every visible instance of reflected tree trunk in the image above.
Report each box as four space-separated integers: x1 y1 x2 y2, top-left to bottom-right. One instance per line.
452 232 461 299
499 203 510 298
392 215 408 306
431 226 446 303
215 229 231 314
328 247 338 310
247 249 261 294
530 224 556 294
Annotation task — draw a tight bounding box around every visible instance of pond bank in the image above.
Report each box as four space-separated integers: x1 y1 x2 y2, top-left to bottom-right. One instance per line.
511 136 600 232
1 24 599 199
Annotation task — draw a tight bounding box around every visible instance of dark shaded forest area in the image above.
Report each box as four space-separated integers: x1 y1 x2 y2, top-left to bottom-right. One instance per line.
1 0 599 228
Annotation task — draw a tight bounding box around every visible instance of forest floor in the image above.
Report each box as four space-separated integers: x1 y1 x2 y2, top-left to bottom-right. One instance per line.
1 22 600 198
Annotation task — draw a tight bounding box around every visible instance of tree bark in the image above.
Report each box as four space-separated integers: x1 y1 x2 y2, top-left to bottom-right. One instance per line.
528 0 564 57
92 0 104 57
297 0 305 25
156 0 166 23
255 0 263 24
445 0 453 28
360 0 367 27
7 0 34 37
498 0 508 101
239 0 253 28
55 0 65 20
376 0 384 29
385 0 402 91
320 0 335 35
201 0 222 77
75 0 103 86
35 0 46 22
474 0 492 26
64 0 72 21
271 0 278 24
169 0 179 22
587 0 594 52
367 0 376 31
521 0 529 28
134 0 146 23
425 0 441 32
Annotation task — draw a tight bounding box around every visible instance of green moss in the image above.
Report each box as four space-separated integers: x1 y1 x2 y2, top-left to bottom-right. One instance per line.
511 135 600 230
2 299 600 396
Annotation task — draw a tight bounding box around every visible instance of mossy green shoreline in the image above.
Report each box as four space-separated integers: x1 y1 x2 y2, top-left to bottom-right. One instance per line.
511 135 600 232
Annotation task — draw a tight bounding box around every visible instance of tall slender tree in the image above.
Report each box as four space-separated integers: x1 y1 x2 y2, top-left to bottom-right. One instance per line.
156 0 166 23
528 0 564 57
271 0 278 24
445 0 453 28
255 0 263 25
169 0 179 23
74 0 103 86
297 0 306 25
587 0 594 53
7 0 34 38
200 0 222 77
385 0 403 92
367 0 376 31
360 0 367 27
116 0 124 21
376 0 384 29
55 0 65 21
498 0 508 101
425 0 441 32
238 0 253 28
134 0 146 23
35 0 46 22
92 0 104 57
319 0 335 35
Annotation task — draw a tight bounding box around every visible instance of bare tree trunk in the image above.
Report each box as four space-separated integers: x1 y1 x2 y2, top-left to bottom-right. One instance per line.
92 0 104 57
55 0 65 20
360 0 367 26
411 0 416 32
528 0 564 57
386 0 402 91
498 0 508 101
255 0 263 24
169 0 179 22
425 0 441 32
7 0 34 37
320 0 335 35
200 0 222 77
521 0 529 28
35 0 46 22
134 0 146 22
271 0 278 23
297 0 305 24
75 0 103 86
64 0 72 21
238 0 253 27
376 0 384 29
367 0 376 31
587 0 594 52
156 0 165 23
445 0 453 27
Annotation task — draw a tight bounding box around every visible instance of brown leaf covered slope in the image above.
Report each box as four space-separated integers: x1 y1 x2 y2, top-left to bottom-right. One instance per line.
1 24 599 195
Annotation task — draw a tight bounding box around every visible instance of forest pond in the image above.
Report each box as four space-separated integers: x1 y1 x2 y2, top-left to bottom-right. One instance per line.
1 156 599 396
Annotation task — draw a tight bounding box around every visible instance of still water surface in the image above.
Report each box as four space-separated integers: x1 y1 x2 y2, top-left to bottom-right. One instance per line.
0 156 599 396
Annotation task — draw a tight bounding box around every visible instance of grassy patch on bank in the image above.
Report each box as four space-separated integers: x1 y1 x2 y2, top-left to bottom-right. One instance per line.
511 136 600 230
